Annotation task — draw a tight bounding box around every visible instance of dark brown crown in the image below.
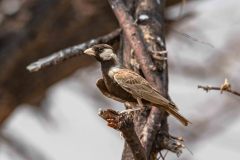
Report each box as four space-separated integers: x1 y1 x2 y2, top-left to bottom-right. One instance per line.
91 44 113 55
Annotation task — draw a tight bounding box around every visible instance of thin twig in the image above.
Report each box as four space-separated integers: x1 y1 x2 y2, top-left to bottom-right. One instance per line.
198 85 240 97
159 151 165 160
27 29 121 72
98 109 146 160
163 150 168 159
171 28 215 48
198 78 240 97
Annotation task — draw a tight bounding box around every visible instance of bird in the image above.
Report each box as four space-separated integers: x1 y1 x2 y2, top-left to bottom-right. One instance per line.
83 44 190 126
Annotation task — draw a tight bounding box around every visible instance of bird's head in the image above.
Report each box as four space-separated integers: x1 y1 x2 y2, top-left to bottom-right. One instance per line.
83 44 117 62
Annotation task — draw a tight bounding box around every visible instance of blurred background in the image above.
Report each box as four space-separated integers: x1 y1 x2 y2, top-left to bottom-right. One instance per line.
0 0 239 159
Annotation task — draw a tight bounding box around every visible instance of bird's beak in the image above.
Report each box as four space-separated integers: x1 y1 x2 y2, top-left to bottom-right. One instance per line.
83 48 95 56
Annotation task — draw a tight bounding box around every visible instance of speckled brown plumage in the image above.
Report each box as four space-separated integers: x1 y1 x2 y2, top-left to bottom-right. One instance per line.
84 44 190 126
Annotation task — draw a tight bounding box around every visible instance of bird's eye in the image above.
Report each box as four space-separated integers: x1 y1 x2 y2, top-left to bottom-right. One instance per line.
98 48 103 52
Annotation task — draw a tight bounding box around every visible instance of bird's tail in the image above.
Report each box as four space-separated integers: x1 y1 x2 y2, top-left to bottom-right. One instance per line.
159 104 191 126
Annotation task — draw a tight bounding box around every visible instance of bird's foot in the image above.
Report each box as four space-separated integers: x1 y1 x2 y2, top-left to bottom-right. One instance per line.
120 108 142 114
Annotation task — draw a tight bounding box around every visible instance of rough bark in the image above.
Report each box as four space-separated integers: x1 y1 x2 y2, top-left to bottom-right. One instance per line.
108 0 171 159
99 109 147 160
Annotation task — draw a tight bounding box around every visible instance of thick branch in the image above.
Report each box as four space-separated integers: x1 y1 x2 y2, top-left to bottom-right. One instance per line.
108 0 163 88
134 0 169 158
27 29 121 72
99 109 146 160
108 0 170 159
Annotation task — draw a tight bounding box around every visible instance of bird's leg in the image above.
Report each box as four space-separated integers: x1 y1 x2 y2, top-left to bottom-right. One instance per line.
120 107 142 114
120 98 144 114
137 98 144 109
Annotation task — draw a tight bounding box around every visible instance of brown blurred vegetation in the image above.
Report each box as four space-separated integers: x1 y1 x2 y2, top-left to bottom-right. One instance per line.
0 0 118 125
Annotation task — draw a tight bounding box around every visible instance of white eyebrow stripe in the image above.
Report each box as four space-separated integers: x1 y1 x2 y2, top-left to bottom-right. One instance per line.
99 49 112 60
99 49 118 61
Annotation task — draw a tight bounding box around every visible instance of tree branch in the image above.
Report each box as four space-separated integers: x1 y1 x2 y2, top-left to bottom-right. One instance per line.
134 0 170 159
108 0 177 159
155 132 185 157
108 0 161 85
98 109 146 160
27 29 121 72
198 78 240 97
198 86 240 97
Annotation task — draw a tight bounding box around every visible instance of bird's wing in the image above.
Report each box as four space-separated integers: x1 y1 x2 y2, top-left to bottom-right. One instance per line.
113 69 177 110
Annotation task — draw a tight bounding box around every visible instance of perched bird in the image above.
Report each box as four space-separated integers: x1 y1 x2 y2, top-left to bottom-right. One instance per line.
84 44 190 126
